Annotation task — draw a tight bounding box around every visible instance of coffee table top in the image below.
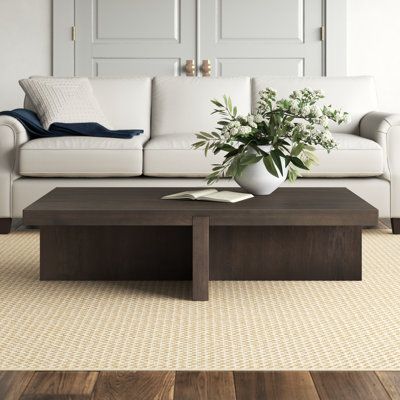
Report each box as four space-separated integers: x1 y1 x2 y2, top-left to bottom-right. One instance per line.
23 187 378 227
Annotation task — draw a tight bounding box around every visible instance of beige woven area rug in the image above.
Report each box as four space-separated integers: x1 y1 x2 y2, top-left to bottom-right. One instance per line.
0 229 399 370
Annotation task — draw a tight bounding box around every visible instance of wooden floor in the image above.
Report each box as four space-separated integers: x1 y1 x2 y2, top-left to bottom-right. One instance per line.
1 371 400 399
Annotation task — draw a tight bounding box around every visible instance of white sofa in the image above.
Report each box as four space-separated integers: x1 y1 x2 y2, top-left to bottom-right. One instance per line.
1 76 399 234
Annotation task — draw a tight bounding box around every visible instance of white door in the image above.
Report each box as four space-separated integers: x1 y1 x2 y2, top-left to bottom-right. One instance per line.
199 0 324 77
70 0 327 78
75 0 196 76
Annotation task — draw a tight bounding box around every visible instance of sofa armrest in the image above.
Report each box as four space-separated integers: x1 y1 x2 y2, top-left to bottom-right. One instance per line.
0 116 29 218
360 111 400 138
360 111 400 217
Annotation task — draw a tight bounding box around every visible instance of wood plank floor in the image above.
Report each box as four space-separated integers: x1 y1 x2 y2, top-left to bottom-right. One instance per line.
1 371 399 399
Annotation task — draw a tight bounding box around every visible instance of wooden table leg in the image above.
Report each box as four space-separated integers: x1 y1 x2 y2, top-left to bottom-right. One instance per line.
192 216 210 301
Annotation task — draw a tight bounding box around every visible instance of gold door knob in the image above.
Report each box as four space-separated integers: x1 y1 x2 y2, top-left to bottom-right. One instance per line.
201 60 211 77
185 60 196 76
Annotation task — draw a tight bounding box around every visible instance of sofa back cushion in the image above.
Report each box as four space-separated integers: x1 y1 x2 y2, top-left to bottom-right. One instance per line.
152 77 251 136
252 76 378 134
24 77 152 138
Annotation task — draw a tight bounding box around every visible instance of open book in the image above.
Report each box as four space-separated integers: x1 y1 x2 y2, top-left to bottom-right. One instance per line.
162 189 254 203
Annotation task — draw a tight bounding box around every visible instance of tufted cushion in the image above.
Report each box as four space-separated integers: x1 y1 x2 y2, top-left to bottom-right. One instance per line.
19 77 112 130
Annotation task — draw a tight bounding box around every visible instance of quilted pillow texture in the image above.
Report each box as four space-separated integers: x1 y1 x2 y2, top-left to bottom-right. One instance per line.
19 77 112 130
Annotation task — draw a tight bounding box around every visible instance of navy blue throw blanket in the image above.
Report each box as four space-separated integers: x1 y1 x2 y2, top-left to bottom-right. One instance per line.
0 109 143 139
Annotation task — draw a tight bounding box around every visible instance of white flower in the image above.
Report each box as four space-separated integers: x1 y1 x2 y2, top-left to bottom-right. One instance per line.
290 103 300 114
311 106 323 118
301 106 311 116
239 126 252 135
293 90 301 99
321 116 329 127
343 113 351 124
296 122 308 132
254 114 263 123
230 127 239 135
315 89 324 96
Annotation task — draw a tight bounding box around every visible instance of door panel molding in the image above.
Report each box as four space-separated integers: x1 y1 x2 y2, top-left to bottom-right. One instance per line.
216 0 304 43
216 58 304 77
94 0 181 43
73 0 195 76
201 0 323 77
94 58 181 77
52 0 347 77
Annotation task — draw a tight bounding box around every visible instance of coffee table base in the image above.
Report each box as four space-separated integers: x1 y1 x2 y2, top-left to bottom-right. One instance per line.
40 225 362 300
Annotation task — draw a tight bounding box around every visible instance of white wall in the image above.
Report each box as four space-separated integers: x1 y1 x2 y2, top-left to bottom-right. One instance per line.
347 0 400 112
0 0 52 110
0 0 399 113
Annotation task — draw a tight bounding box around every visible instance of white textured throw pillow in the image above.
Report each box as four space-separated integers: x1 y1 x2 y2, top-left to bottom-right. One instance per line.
19 77 112 130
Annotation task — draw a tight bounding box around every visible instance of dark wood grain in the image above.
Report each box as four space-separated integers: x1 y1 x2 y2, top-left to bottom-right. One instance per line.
92 371 174 400
39 224 361 281
0 218 12 234
376 372 400 400
174 372 235 400
192 216 210 300
235 371 319 400
23 187 378 227
391 218 400 234
0 372 34 400
40 226 192 280
1 371 399 399
26 187 376 289
312 371 391 400
21 371 98 399
210 226 362 280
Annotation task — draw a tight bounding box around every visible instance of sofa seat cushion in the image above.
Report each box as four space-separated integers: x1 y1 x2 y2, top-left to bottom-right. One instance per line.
20 135 147 177
144 133 224 177
303 133 383 177
144 133 383 178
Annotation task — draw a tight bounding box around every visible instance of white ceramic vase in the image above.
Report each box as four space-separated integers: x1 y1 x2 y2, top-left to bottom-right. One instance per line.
234 145 287 195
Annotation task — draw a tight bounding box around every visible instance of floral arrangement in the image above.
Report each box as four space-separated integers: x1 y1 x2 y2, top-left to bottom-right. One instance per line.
193 88 350 183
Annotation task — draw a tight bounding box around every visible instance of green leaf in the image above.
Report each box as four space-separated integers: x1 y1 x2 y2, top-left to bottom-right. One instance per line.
291 143 305 157
240 153 262 166
290 156 309 170
270 150 283 176
263 156 279 178
227 97 232 113
233 106 237 117
217 143 237 152
211 99 223 107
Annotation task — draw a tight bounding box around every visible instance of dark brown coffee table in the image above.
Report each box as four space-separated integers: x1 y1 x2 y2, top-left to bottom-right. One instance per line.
23 187 378 301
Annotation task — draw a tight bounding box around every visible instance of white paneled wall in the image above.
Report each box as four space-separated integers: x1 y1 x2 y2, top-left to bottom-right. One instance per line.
0 0 52 110
347 0 400 112
0 0 400 112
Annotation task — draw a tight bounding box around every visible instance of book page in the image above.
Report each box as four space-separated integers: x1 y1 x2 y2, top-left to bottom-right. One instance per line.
162 189 218 200
199 191 254 203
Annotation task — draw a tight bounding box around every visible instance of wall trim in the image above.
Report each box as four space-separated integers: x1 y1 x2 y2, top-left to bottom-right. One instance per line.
53 0 75 76
325 0 347 76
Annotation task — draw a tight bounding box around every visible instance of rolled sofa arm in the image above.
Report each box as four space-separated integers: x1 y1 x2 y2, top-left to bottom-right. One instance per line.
360 111 400 217
0 116 29 218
